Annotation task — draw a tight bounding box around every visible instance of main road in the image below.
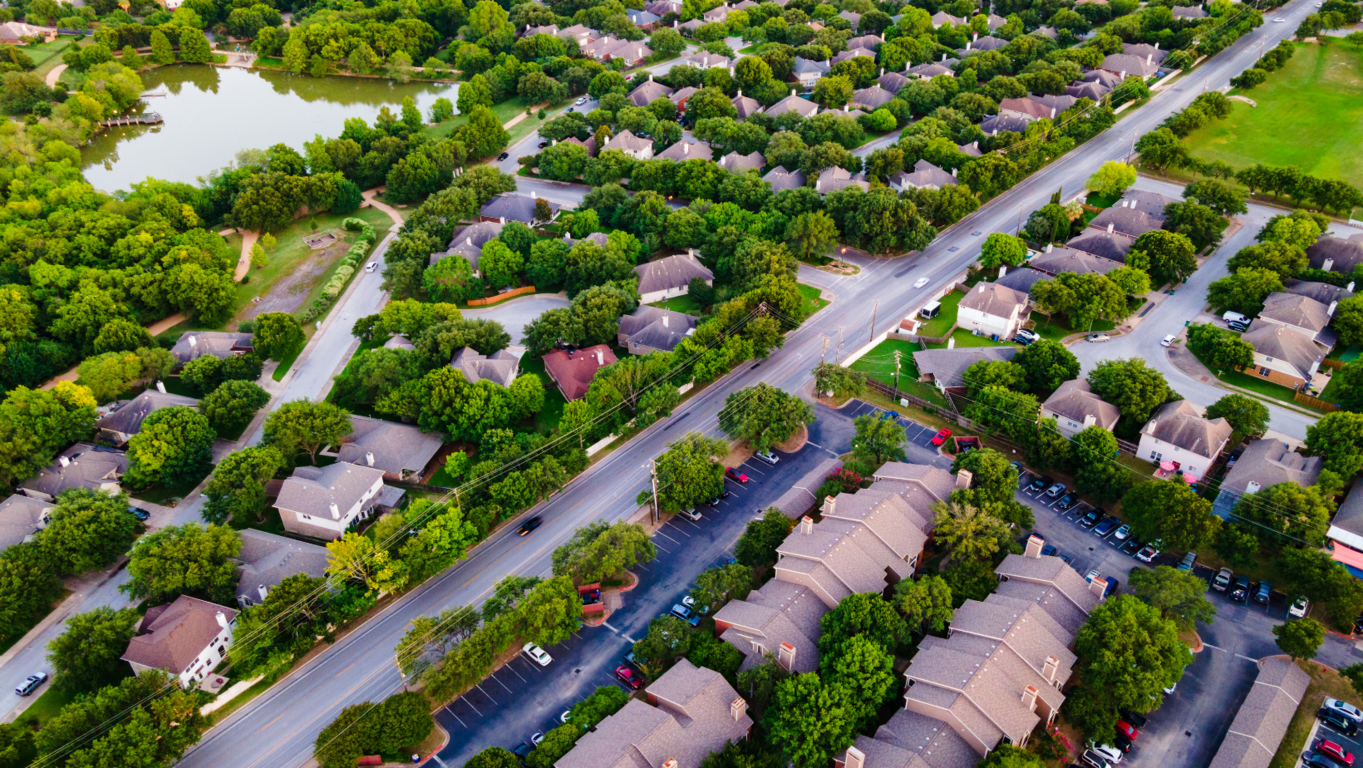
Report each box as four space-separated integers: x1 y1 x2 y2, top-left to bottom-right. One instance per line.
175 2 1321 765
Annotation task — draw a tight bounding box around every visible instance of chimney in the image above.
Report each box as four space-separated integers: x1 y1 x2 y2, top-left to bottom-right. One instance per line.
663 761 678 768
1247 480 1261 494
816 177 823 193
1022 685 1039 712
1155 41 1160 49
564 232 571 240
942 53 947 62
966 41 971 50
956 469 973 489
663 314 669 328
188 335 198 348
683 142 690 155
801 516 814 535
843 104 849 112
880 67 884 76
257 584 268 601
1329 300 1339 317
1025 534 1044 558
1146 53 1152 65
973 31 978 40
1324 258 1335 272
330 502 341 519
778 641 797 670
156 380 166 393
216 611 229 629
1043 656 1059 683
1348 281 1355 292
947 336 956 349
1082 413 1096 428
551 139 556 146
951 167 957 177
365 451 375 466
729 65 735 76
731 697 748 721
649 73 653 81
673 19 677 27
1090 577 1108 599
1107 222 1115 234
736 88 742 98
791 87 797 97
978 284 987 293
845 747 867 768
1045 242 1053 253
596 349 604 365
58 455 70 467
999 266 1007 278
1050 107 1057 118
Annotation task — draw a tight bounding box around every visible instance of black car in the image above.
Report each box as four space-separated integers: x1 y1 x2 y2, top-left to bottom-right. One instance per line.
497 152 510 161
1230 576 1251 603
127 506 151 521
1112 732 1134 753
1254 581 1272 605
1059 552 1074 565
1056 492 1080 511
1041 544 1058 557
513 742 534 761
1028 475 1053 494
537 140 549 148
1080 509 1102 529
1306 754 1345 768
1320 707 1360 737
1093 517 1120 537
1118 709 1148 729
517 516 543 536
1120 538 1142 556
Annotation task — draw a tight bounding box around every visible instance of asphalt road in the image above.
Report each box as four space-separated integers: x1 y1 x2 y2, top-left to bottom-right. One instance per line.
163 2 1330 763
461 294 572 345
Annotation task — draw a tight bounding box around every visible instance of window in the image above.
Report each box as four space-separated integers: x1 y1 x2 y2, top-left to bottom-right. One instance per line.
1260 367 1272 376
1149 451 1162 461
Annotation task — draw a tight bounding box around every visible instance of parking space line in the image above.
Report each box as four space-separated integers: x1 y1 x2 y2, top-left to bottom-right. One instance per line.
504 663 527 682
635 563 651 571
443 706 468 727
664 524 691 538
459 697 482 716
475 684 498 703
680 518 702 530
652 540 673 553
655 530 682 545
488 674 513 693
744 464 767 476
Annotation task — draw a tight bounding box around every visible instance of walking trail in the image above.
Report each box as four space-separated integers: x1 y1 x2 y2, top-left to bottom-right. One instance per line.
44 64 66 87
362 188 405 226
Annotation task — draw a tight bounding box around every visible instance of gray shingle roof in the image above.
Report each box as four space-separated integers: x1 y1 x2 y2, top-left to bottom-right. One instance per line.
763 165 806 191
853 85 896 110
931 11 965 26
1218 438 1321 501
814 166 869 194
1042 379 1120 431
1207 658 1309 768
1089 205 1165 238
909 61 956 79
1029 246 1122 276
765 93 819 117
1099 53 1160 78
450 347 522 387
716 579 826 673
1067 228 1134 262
995 268 1049 293
715 150 764 175
337 415 445 477
629 78 674 106
655 137 710 162
793 56 830 75
603 129 653 154
0 495 52 551
97 389 200 438
635 253 713 295
1084 69 1124 88
1282 279 1353 305
1307 236 1363 273
847 708 981 768
878 70 911 93
958 281 1028 319
732 92 763 119
980 114 1031 135
1030 93 1077 114
1123 42 1168 63
233 529 330 604
1243 323 1328 380
999 97 1054 121
480 194 561 224
1259 292 1332 334
771 457 841 518
276 463 386 520
871 462 958 504
1118 189 1177 219
893 159 958 189
19 443 126 499
1067 80 1110 101
967 35 1008 51
170 332 253 365
434 220 505 270
1142 400 1233 460
912 347 1019 388
995 551 1102 625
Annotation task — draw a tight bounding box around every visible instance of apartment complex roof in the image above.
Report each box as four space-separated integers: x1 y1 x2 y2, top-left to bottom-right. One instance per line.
1207 658 1310 768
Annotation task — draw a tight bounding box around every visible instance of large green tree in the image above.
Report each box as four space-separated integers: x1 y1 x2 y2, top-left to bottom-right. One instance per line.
40 489 139 575
851 413 906 464
202 446 288 526
125 406 217 488
263 399 354 463
1129 565 1217 628
1204 393 1269 438
1087 358 1175 423
1274 618 1324 660
551 521 657 583
123 523 242 604
735 508 795 567
895 575 954 634
1306 411 1363 476
1013 338 1079 392
46 606 140 694
252 312 305 362
1070 425 1131 504
641 432 728 513
765 673 857 768
199 379 270 436
1121 478 1221 552
718 384 815 453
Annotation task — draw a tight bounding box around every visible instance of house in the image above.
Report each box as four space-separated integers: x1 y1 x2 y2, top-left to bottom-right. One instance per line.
908 58 958 79
772 502 919 608
555 659 752 768
1123 42 1168 64
636 252 714 304
957 282 1030 338
1041 379 1120 437
986 13 1008 29
275 463 390 540
232 529 330 607
1034 25 1060 40
793 56 830 87
450 347 522 387
600 39 652 66
1206 658 1310 768
1330 484 1363 577
170 331 254 366
764 90 819 118
1212 438 1322 519
839 9 861 28
1117 189 1178 218
629 77 674 106
1241 324 1328 389
994 537 1103 634
646 0 683 14
1087 205 1165 239
543 345 617 401
890 159 958 192
847 34 884 50
958 140 984 157
851 85 895 110
602 129 655 160
618 306 698 354
1083 69 1124 89
1067 80 1110 101
1172 6 1208 18
383 335 415 351
0 22 57 43
995 267 1048 294
713 579 829 674
1306 235 1363 274
1067 228 1134 263
669 86 699 110
122 596 237 688
337 415 445 481
1098 52 1161 79
682 51 732 70
836 711 980 768
19 443 126 502
1282 279 1354 305
763 165 807 192
655 137 710 162
964 34 1008 52
96 388 199 445
1136 400 1232 479
814 166 870 194
717 150 764 174
878 69 910 94
1031 93 1077 114
703 4 732 22
0 495 53 552
771 457 842 518
998 97 1057 122
556 24 596 44
833 47 876 64
675 18 706 33
732 90 763 119
627 8 662 27
480 194 562 225
930 11 965 26
430 220 505 275
912 347 1019 392
522 24 560 37
1257 292 1336 343
980 114 1032 136
1029 244 1122 276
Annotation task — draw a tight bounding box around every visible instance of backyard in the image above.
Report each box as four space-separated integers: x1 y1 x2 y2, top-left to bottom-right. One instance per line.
1182 41 1363 192
847 338 948 406
427 100 548 151
915 290 962 337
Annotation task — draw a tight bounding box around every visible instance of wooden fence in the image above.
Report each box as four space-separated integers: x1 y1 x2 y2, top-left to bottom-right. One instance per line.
468 286 537 306
1295 392 1340 413
1321 358 1346 371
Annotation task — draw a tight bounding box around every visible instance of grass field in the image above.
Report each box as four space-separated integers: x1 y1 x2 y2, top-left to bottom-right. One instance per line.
926 328 1013 350
847 339 948 406
426 100 549 150
916 291 961 337
798 284 830 319
650 294 703 315
1183 41 1363 190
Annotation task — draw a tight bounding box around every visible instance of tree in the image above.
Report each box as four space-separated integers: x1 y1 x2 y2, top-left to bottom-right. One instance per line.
977 746 1047 768
642 433 728 513
818 592 908 658
1070 596 1192 738
851 413 906 464
1277 547 1363 627
479 240 524 289
1163 201 1224 250
735 508 795 567
765 673 857 768
1070 426 1131 504
565 686 630 730
46 606 139 694
811 362 866 399
327 531 408 595
691 563 753 613
552 521 657 583
1336 295 1363 348
824 634 897 731
1233 482 1337 550
976 233 1029 270
464 748 520 768
150 30 175 64
179 30 212 63
785 211 839 262
1185 323 1254 372
1206 268 1284 316
1306 411 1363 476
125 406 216 488
1274 618 1324 660
1205 394 1269 438
1185 179 1247 217
93 319 153 354
1121 479 1220 553
263 400 354 463
718 384 814 453
1087 358 1174 423
650 27 686 55
1013 338 1079 392
1087 161 1137 196
314 692 435 768
124 523 242 603
202 446 287 526
199 379 270 436
40 489 139 575
931 501 1010 563
526 724 580 768
1129 565 1216 628
1127 230 1198 287
895 575 954 634
252 312 305 362
76 351 144 402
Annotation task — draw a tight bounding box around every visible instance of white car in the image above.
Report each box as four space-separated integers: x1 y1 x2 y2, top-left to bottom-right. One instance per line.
1161 334 1176 347
1290 597 1310 618
365 261 378 273
559 710 572 723
913 277 929 288
1113 524 1130 541
532 732 545 745
523 642 552 667
575 97 588 105
1325 698 1363 723
755 450 779 465
1087 333 1110 343
679 508 702 521
1273 16 1285 21
682 594 710 615
1086 743 1123 765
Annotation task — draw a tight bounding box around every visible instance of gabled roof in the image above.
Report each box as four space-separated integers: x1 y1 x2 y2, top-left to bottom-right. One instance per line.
967 35 1007 51
1259 292 1332 334
601 39 652 61
635 253 713 295
908 61 957 79
655 137 709 162
522 24 559 37
832 46 876 64
838 9 861 26
1243 324 1329 380
1141 400 1233 460
122 595 236 674
1029 246 1122 276
717 150 764 174
0 495 52 551
893 158 958 189
792 56 830 75
556 24 595 39
912 347 1019 388
619 306 698 352
1030 93 1077 114
1219 438 1322 500
276 463 386 519
1123 42 1168 63
931 11 965 26
847 34 884 49
980 114 1031 136
995 267 1048 294
170 332 253 364
1171 6 1208 18
1041 379 1120 431
845 709 981 768
20 443 126 499
338 415 445 476
1099 53 1160 78
234 529 330 604
97 389 199 437
629 78 674 106
1088 205 1165 239
542 345 617 401
1282 279 1353 305
814 166 869 194
1067 228 1134 262
999 97 1054 121
852 84 896 110
715 579 826 673
994 550 1102 625
878 70 911 93
871 462 958 504
670 86 699 104
1207 658 1309 768
1307 235 1363 273
603 129 653 153
763 165 807 192
683 51 732 69
480 194 561 224
732 92 763 119
765 92 819 117
958 281 1028 319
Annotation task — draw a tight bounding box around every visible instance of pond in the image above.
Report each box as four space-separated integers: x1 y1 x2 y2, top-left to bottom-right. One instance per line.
81 64 460 192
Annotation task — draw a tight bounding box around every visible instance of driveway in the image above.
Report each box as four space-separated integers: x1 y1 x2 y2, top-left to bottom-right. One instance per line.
462 294 571 345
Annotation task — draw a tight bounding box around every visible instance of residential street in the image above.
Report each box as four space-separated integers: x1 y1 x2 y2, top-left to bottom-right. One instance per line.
166 1 1332 763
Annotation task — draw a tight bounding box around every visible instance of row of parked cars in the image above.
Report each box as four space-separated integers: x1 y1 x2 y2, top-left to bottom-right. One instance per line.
1209 566 1284 610
1310 699 1363 767
1078 710 1149 766
1024 474 1163 563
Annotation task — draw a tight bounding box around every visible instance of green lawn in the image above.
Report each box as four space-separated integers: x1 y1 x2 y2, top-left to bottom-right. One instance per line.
1320 368 1347 404
1085 191 1121 208
916 291 962 337
1187 347 1305 406
1182 41 1363 190
797 284 830 320
848 339 948 406
650 294 703 315
18 684 79 727
1029 314 1115 343
427 99 550 150
517 354 568 433
925 328 1013 350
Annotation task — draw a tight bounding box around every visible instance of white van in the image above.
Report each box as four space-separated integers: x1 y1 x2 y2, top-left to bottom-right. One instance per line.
1222 311 1248 325
919 301 941 319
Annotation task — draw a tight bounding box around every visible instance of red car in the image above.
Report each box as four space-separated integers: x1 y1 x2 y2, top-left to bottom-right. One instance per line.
1115 720 1139 741
931 428 952 446
615 665 643 690
1318 740 1355 765
725 467 749 483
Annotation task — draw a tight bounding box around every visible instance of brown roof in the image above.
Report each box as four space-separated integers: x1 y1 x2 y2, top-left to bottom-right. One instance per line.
1307 236 1363 273
122 595 236 675
1029 246 1122 276
170 331 253 365
958 282 1028 319
0 495 52 550
1217 438 1322 499
1041 379 1120 432
1142 400 1233 461
771 456 841 518
542 344 617 401
1244 324 1329 381
716 579 827 673
1259 292 1332 334
97 389 199 438
337 415 445 477
19 443 126 499
1208 658 1309 768
999 97 1054 121
1282 279 1354 305
635 253 714 295
994 551 1101 625
847 709 981 768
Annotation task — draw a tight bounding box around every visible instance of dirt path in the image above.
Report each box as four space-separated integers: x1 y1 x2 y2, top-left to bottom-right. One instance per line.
39 312 188 391
361 188 404 226
45 64 66 87
233 230 259 281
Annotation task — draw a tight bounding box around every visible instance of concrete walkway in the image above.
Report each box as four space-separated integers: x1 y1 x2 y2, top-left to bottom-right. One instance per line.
232 230 259 281
44 63 66 87
361 188 404 226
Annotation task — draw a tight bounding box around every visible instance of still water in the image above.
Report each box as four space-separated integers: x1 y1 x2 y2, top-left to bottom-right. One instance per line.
81 64 460 192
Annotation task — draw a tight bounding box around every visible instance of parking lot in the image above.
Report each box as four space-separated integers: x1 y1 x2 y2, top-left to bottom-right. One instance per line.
840 399 953 465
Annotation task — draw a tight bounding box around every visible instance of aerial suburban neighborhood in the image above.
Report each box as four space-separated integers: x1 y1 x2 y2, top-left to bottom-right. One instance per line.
0 0 1361 765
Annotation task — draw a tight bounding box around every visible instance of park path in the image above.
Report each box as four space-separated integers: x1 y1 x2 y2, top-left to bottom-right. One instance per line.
361 188 404 226
38 313 187 391
232 229 259 281
44 64 65 87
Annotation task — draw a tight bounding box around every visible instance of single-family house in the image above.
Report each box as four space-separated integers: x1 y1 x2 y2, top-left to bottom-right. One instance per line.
522 24 560 37
833 47 876 64
1098 52 1160 79
1087 205 1165 239
1041 379 1120 437
839 9 861 28
556 24 596 44
232 529 330 607
964 34 1008 51
852 85 895 111
765 90 820 118
97 389 199 446
1136 400 1232 479
958 140 984 157
636 252 714 304
889 159 958 191
543 345 617 401
1282 279 1354 306
793 56 830 87
1031 93 1077 114
275 463 390 540
732 90 763 119
980 114 1032 136
450 347 522 387
20 443 126 502
1117 189 1178 218
618 306 698 354
383 335 415 351
628 8 662 27
908 56 958 79
814 166 870 194
995 267 1049 294
1028 244 1122 276
930 11 965 26
1067 228 1134 263
1206 658 1310 768
170 331 254 367
703 4 732 21
956 282 1030 338
480 194 561 225
602 129 655 160
1241 324 1329 390
600 39 652 66
1035 25 1060 40
986 13 1008 29
646 0 683 14
1067 80 1110 101
847 34 884 50
122 596 237 688
629 77 674 106
1257 292 1335 343
1083 69 1124 89
1172 6 1208 18
670 86 699 110
763 165 807 192
0 22 57 43
337 415 445 481
0 495 53 552
912 347 1019 392
1330 484 1363 577
998 97 1057 122
430 220 505 275
1306 235 1363 274
1211 438 1322 519
1123 42 1168 64
878 69 910 93
655 137 710 162
682 51 733 70
717 150 764 174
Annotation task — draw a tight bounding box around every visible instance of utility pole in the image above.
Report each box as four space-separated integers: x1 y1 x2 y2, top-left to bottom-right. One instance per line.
869 300 879 342
893 350 902 394
821 335 828 365
836 326 844 363
650 459 660 525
